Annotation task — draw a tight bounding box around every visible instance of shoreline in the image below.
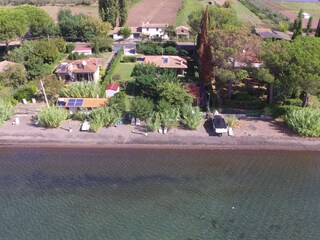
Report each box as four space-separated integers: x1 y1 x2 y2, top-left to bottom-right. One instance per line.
1 114 320 152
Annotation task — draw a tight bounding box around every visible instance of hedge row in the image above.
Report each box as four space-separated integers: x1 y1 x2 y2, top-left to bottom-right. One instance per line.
100 48 123 97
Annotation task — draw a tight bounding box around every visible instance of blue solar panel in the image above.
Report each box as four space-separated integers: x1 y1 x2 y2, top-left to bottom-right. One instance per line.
74 99 84 107
67 99 76 107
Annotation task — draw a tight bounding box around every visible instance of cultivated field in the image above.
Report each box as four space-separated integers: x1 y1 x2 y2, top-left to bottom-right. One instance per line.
126 0 184 26
231 0 270 28
261 0 320 28
40 4 99 21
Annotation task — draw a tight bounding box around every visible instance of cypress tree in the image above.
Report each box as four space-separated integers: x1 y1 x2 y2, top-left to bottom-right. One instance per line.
99 0 119 27
315 19 320 37
306 16 313 35
292 9 303 40
118 0 128 27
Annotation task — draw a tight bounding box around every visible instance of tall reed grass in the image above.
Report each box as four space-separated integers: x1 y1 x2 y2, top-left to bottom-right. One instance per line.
37 107 68 128
61 82 101 98
0 100 14 125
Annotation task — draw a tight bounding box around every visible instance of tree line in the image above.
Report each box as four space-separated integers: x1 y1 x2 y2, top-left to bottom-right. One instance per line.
98 0 128 27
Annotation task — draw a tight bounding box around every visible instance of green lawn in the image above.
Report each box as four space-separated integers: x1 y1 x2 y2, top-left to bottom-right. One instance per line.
175 0 205 27
113 62 136 82
231 0 269 27
280 2 320 19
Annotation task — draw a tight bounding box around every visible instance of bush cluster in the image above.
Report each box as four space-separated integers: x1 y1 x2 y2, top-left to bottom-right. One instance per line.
285 107 320 137
122 56 136 63
136 41 178 55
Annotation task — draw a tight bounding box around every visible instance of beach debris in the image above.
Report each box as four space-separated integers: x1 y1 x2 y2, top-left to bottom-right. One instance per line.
211 218 221 229
228 127 234 136
12 117 20 125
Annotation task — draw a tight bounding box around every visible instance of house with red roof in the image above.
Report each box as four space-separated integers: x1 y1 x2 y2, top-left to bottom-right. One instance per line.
72 46 92 55
143 55 188 76
105 83 120 97
182 82 201 106
55 58 101 82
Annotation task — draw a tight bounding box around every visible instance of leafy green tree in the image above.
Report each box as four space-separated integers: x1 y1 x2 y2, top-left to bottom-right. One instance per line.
163 25 176 40
92 36 112 53
209 27 261 99
261 37 320 106
117 27 132 40
0 64 27 88
253 68 275 104
156 81 193 110
39 75 64 102
0 8 28 52
16 5 58 37
130 96 154 120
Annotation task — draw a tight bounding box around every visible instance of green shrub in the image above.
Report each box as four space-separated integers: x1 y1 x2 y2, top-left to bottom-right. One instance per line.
37 107 68 128
180 105 203 130
122 56 137 63
68 52 86 60
308 96 320 108
71 110 89 121
285 107 320 137
283 98 302 106
164 46 177 55
0 99 14 126
13 85 37 101
226 115 238 128
66 43 75 53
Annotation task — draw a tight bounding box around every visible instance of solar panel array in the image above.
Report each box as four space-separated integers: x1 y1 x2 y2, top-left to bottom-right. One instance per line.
67 99 84 107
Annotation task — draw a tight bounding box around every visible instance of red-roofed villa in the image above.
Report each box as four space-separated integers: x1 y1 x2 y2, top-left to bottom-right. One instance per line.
143 55 188 76
55 58 101 82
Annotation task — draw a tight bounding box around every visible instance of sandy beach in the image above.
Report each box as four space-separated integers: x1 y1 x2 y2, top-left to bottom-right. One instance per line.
0 103 319 151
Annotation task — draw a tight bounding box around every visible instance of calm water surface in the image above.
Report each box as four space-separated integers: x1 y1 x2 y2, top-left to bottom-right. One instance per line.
0 147 319 240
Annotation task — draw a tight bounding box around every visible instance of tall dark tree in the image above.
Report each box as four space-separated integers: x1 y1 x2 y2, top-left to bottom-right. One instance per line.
306 16 313 35
292 9 303 40
197 6 215 87
99 0 119 27
315 19 320 37
118 0 128 27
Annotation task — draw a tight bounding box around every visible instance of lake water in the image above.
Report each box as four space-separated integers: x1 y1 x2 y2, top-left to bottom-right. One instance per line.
0 147 319 240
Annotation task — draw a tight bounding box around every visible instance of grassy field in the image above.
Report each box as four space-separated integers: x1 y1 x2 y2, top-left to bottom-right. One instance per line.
279 2 320 18
113 63 135 82
175 0 205 27
231 0 269 27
